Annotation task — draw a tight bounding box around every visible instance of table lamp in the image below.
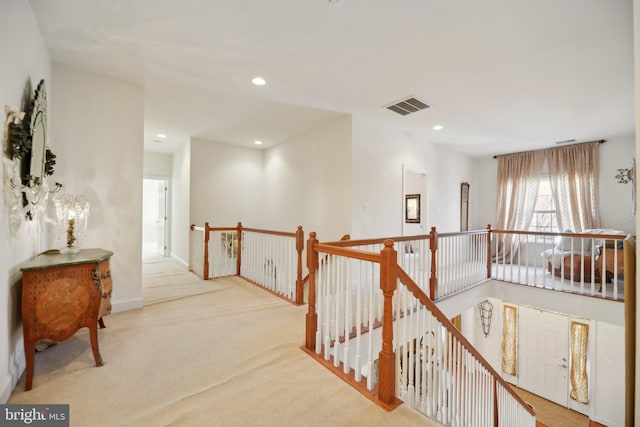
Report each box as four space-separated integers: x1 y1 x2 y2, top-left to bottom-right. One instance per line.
55 194 90 254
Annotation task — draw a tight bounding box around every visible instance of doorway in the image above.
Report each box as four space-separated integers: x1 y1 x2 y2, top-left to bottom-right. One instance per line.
402 165 428 236
518 306 569 407
143 178 169 257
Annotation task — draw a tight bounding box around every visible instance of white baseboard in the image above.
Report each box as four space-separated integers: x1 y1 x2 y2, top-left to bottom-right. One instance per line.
170 253 189 269
111 297 144 313
1 376 12 404
2 338 26 404
592 415 620 427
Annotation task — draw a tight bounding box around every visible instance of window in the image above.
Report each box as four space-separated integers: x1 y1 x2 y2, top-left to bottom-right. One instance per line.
528 177 558 242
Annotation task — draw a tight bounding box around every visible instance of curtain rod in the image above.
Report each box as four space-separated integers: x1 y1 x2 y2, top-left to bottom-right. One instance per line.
492 139 606 159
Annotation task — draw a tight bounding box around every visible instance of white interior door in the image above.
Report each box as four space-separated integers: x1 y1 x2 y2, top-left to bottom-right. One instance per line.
518 306 569 407
143 178 169 256
156 180 167 255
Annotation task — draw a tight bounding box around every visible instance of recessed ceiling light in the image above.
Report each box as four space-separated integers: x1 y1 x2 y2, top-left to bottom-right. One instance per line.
433 125 444 130
254 140 263 145
251 76 266 86
156 133 167 139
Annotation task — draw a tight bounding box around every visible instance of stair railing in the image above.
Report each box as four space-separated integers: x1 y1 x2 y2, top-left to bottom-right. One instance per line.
396 268 535 426
304 233 536 425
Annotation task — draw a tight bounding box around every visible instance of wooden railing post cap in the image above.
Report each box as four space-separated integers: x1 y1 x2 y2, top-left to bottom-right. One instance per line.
237 222 242 227
382 239 394 248
430 226 436 233
190 224 195 230
309 231 317 239
486 224 492 230
297 225 303 231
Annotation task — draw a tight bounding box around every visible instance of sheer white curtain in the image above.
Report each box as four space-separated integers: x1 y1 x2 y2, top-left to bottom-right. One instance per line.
546 142 602 232
495 150 545 260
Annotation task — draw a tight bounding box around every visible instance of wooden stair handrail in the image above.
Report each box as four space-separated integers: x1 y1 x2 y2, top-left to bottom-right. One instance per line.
300 234 350 286
241 227 298 237
321 233 432 248
313 243 381 263
435 229 489 238
491 229 628 240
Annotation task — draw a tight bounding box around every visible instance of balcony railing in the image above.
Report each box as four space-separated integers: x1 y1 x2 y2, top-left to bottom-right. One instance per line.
189 222 305 304
491 228 629 301
190 224 631 304
322 228 489 301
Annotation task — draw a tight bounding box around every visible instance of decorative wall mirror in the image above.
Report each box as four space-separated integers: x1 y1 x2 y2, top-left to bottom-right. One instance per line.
460 182 469 231
29 80 47 186
3 79 60 221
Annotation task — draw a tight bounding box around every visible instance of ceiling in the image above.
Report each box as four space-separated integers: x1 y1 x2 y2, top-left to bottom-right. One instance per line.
28 0 635 157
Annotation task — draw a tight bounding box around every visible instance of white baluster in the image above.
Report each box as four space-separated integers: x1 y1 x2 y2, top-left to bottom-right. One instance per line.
343 257 350 374
354 260 362 382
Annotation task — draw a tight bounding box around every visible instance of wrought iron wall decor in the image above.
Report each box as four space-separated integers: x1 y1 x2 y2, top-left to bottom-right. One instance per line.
477 299 493 337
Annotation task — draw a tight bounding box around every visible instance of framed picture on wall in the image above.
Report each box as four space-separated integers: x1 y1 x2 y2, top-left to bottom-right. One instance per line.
460 182 469 231
405 194 420 223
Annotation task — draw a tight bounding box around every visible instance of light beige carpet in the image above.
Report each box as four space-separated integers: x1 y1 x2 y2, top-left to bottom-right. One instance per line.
9 257 440 427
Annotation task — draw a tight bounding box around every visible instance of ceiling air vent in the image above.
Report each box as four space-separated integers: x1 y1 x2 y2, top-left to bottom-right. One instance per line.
386 96 430 116
554 139 576 145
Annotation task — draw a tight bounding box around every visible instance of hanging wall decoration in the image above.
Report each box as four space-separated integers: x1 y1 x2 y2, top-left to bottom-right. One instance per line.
3 79 61 235
569 321 590 404
501 305 517 376
615 158 635 220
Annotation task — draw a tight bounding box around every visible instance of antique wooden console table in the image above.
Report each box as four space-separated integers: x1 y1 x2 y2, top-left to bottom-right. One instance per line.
20 248 113 390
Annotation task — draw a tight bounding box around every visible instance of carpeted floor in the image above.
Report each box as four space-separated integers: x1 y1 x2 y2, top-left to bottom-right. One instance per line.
8 256 441 427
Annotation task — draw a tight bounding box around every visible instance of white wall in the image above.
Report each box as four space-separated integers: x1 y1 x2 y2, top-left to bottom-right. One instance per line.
189 138 264 227
144 151 173 177
351 116 476 239
0 1 51 403
171 142 190 266
50 64 144 312
460 297 502 373
594 321 625 426
263 116 352 240
474 157 498 230
599 137 636 233
474 138 636 234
